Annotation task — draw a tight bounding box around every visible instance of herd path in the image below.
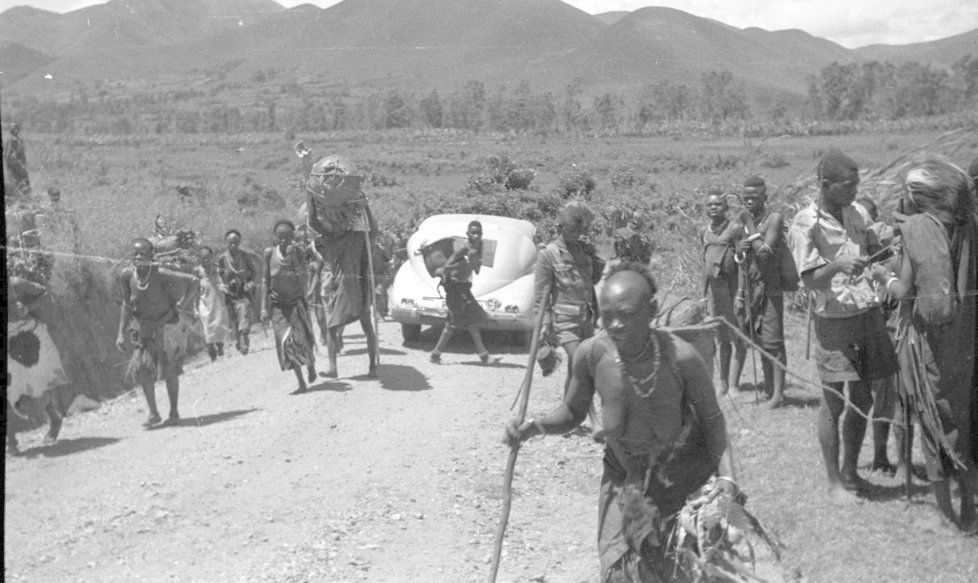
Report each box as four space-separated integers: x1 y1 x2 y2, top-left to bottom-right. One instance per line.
5 322 605 583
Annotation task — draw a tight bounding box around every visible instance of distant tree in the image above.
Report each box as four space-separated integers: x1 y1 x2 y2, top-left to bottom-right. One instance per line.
384 90 411 128
699 71 749 122
419 89 443 128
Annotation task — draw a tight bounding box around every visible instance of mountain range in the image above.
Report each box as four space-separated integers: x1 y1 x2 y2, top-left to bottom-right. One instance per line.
1 0 975 107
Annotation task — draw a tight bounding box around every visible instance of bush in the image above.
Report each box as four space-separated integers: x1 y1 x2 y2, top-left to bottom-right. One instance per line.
554 167 596 200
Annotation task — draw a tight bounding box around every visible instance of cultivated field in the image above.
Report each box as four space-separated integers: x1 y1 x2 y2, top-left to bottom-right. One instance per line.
7 128 978 582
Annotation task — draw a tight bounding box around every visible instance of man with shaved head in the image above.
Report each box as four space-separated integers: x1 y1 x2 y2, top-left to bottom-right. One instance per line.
506 261 737 581
788 150 897 504
116 238 199 428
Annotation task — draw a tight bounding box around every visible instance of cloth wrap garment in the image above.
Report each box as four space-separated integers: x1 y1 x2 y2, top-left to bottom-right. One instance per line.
306 172 379 331
120 266 197 384
267 245 316 371
588 331 720 583
196 267 230 344
7 311 68 409
894 212 978 478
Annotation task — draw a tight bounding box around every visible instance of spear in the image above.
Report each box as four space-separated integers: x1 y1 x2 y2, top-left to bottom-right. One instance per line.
489 284 551 583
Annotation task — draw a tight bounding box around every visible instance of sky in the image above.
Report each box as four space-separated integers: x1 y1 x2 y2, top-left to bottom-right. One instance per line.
1 0 975 49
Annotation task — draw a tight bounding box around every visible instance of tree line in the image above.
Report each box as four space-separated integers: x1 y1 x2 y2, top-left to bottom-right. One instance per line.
7 57 977 135
807 56 978 120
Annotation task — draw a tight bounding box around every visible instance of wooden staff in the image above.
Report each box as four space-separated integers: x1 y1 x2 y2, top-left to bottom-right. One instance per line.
362 198 381 367
489 284 551 583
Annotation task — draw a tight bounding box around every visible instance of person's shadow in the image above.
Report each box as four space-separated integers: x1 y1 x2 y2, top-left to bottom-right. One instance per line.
376 364 432 391
151 408 257 430
14 436 121 458
303 380 353 393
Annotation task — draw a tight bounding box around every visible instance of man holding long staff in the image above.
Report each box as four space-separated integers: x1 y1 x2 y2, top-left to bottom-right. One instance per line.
504 261 737 582
296 143 379 379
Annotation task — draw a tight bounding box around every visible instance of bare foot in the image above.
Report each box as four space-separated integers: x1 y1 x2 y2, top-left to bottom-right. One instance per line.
291 386 308 395
367 366 378 379
142 414 162 428
719 382 730 396
42 435 58 446
841 473 873 492
324 369 338 379
307 367 317 383
765 395 784 409
828 487 864 505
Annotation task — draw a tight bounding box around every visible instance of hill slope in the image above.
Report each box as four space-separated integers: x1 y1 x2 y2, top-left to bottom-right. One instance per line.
855 28 978 67
0 0 284 55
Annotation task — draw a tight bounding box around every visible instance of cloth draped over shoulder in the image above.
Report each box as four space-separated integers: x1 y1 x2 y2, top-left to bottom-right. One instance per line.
7 315 68 409
895 212 978 476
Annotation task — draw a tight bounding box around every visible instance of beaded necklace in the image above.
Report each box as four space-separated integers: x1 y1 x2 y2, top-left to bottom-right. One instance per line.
611 332 661 399
134 266 153 291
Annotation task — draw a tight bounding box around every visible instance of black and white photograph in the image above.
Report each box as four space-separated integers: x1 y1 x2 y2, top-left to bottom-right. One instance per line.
3 0 977 581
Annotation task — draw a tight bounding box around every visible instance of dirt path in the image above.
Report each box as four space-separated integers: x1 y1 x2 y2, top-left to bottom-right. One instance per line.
5 322 605 583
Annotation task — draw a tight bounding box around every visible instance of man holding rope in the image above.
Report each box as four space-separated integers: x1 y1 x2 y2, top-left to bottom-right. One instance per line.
788 151 898 504
505 261 737 582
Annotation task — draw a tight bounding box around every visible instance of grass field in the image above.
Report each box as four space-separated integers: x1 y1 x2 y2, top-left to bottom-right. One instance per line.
10 127 978 580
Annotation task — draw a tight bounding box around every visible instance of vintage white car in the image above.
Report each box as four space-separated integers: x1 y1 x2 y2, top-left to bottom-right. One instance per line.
388 214 538 342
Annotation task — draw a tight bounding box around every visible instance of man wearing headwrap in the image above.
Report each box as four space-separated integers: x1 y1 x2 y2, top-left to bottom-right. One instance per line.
116 238 199 428
788 151 898 504
870 158 977 530
300 148 378 378
534 201 605 394
735 175 790 407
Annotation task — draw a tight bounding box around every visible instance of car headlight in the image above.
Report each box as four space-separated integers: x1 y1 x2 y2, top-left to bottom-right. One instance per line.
504 304 520 313
486 298 502 311
400 298 415 306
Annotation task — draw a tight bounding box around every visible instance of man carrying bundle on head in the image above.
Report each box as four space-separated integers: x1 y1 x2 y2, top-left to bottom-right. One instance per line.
505 261 741 582
788 151 898 504
533 200 605 391
116 238 199 428
702 186 746 396
735 176 795 408
869 158 977 531
297 143 378 379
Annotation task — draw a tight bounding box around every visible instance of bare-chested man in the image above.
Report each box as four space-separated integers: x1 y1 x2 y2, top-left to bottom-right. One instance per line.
505 261 737 582
116 238 199 427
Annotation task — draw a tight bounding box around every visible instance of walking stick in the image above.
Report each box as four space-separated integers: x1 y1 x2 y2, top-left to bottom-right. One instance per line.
903 374 913 503
736 235 760 400
804 292 814 360
362 200 381 367
489 284 551 583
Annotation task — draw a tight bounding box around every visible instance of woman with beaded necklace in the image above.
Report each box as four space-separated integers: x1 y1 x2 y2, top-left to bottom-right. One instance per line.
116 238 198 428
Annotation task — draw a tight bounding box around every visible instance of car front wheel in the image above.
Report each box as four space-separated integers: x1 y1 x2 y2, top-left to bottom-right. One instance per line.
401 323 422 342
